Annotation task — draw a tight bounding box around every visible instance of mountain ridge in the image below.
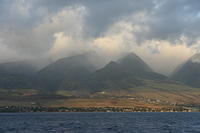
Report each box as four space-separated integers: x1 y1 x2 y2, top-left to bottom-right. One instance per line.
0 52 199 91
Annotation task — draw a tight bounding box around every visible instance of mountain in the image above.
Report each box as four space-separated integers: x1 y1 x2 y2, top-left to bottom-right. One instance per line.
33 52 167 91
0 61 38 89
171 53 200 87
89 53 166 90
89 61 143 90
1 53 200 110
0 52 170 91
118 53 166 80
118 53 153 73
0 61 37 75
35 53 97 90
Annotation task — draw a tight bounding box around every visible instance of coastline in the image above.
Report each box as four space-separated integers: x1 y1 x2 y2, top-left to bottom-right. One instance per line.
0 106 196 113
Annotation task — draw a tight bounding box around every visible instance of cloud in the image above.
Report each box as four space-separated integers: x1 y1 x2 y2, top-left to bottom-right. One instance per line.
91 21 135 61
10 0 31 17
0 39 24 63
43 5 88 60
89 18 198 75
0 5 87 58
133 39 197 75
48 32 87 60
0 0 200 75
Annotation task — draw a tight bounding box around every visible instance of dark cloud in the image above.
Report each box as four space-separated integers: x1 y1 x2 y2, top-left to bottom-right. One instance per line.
1 0 199 41
82 0 155 37
148 0 200 41
0 0 200 74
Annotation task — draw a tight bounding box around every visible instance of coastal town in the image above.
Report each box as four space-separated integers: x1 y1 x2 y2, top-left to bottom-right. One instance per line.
0 105 196 113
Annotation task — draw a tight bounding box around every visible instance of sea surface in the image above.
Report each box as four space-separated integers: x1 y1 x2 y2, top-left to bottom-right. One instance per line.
0 112 200 133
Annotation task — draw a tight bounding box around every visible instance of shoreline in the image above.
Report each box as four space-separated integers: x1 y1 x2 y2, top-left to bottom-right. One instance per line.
0 106 196 113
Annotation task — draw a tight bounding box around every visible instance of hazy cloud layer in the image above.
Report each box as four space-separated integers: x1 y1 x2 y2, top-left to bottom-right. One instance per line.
0 0 200 75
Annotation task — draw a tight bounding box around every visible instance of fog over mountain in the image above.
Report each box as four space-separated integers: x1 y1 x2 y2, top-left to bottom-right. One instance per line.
1 0 200 75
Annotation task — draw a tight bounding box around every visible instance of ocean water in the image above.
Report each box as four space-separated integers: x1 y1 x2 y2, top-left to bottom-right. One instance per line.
0 112 200 133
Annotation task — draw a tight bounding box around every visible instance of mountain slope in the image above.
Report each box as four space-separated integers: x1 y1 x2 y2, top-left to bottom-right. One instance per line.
0 61 37 75
171 53 200 87
118 53 166 80
0 61 38 89
89 53 167 90
35 53 97 90
89 61 143 90
118 53 153 73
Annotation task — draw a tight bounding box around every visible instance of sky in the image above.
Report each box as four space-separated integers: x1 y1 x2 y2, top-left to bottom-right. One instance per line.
0 0 200 75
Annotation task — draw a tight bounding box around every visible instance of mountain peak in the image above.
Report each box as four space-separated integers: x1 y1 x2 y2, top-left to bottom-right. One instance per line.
126 52 139 57
120 53 140 61
106 61 118 66
118 52 153 73
189 53 200 63
97 61 120 72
